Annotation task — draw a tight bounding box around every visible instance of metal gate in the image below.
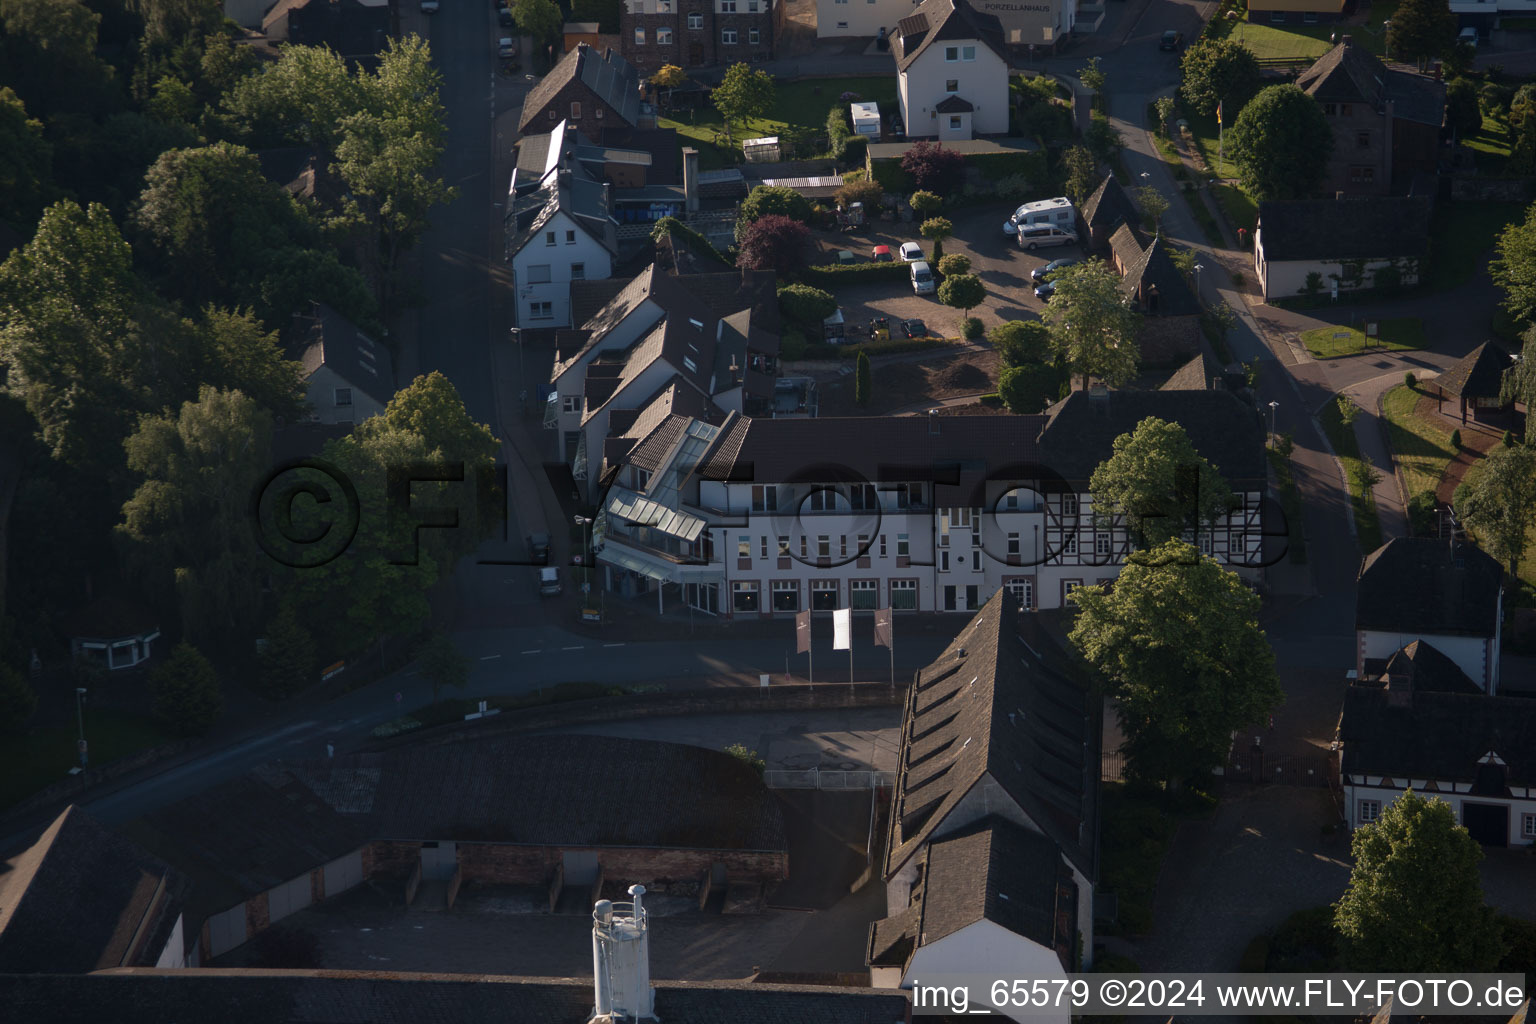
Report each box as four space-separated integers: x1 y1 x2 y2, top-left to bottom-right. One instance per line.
1227 749 1333 787
562 850 599 886
267 874 312 924
419 841 458 881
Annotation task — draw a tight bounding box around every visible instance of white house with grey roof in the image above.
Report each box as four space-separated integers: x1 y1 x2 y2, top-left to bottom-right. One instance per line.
507 120 620 328
293 303 395 425
867 591 1098 1012
893 0 1010 139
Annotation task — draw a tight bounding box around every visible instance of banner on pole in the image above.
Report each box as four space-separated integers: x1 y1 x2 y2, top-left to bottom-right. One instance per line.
873 608 893 649
833 608 852 651
796 609 811 654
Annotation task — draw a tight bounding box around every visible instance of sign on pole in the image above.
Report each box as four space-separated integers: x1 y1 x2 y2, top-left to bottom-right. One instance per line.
832 608 851 651
873 609 893 649
795 609 811 654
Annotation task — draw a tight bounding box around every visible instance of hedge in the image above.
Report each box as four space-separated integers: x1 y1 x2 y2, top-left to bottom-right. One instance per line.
801 262 912 287
803 337 954 360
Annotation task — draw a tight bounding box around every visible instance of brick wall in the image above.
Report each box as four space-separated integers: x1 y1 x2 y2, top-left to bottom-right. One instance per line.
524 80 629 141
369 840 423 878
458 843 556 884
620 1 775 75
1137 315 1200 364
456 842 787 885
245 892 270 935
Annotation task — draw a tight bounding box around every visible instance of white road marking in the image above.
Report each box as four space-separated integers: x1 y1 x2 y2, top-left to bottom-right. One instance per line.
603 643 625 648
521 649 541 655
480 654 502 661
561 645 583 651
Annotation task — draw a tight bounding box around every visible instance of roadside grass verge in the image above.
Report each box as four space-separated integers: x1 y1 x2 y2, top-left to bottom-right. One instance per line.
1318 396 1383 554
1300 317 1424 359
0 711 176 812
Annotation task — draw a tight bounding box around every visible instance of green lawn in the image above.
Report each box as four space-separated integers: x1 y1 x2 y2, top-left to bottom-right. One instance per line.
1380 384 1458 502
1464 117 1514 175
1211 182 1258 236
0 711 177 812
1428 199 1526 290
1221 0 1394 58
1300 317 1425 359
1319 397 1383 554
658 76 898 169
1182 112 1239 181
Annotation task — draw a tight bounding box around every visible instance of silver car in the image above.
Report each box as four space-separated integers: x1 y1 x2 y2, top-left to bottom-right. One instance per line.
1017 225 1078 252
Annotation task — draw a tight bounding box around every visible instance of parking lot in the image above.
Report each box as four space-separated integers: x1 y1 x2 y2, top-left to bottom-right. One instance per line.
810 206 1085 337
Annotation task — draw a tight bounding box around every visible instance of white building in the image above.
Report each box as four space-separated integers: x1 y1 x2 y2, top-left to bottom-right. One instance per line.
507 121 619 328
1355 537 1504 694
818 0 921 38
292 303 395 426
1253 196 1430 302
867 591 1098 1012
593 388 1267 617
892 0 1010 139
1339 686 1536 848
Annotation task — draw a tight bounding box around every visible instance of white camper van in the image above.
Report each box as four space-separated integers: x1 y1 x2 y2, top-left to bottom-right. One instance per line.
1003 196 1077 236
850 102 882 139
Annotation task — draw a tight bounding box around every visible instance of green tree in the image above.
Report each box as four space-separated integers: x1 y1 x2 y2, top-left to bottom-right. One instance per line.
417 631 470 705
0 0 118 124
989 319 1053 367
834 177 884 210
511 0 561 42
1154 95 1177 137
0 201 158 468
724 742 766 777
1178 39 1261 118
920 216 953 261
1039 259 1140 389
652 63 686 90
1085 111 1123 163
151 642 223 735
1490 203 1536 322
259 603 316 699
1134 185 1169 234
1445 77 1483 140
1500 325 1536 418
147 75 198 126
1387 0 1457 70
737 184 812 237
936 253 971 277
1227 84 1334 200
222 43 363 150
572 0 621 31
997 363 1057 414
0 87 52 229
1061 145 1098 205
0 662 37 733
189 308 308 421
712 62 774 142
908 190 943 218
1335 791 1504 970
1090 416 1236 549
118 386 275 645
937 273 986 320
1458 442 1536 577
855 350 872 406
1068 539 1281 788
1079 57 1106 103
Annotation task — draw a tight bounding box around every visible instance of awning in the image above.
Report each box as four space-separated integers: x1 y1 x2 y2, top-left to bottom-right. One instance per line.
605 487 707 543
599 543 721 584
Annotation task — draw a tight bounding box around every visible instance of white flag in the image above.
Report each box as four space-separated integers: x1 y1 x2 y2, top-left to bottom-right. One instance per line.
833 608 852 651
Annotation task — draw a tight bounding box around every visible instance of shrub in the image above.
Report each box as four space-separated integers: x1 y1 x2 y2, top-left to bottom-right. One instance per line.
1452 428 1462 450
1504 429 1516 447
1407 491 1439 536
778 283 837 327
737 214 810 272
855 350 872 405
0 663 37 733
1404 371 1417 389
151 643 223 736
780 329 807 361
936 253 971 277
835 177 884 210
1453 481 1471 513
909 189 943 218
800 262 911 287
1231 270 1245 286
723 742 766 777
900 140 965 193
737 185 813 232
961 316 984 339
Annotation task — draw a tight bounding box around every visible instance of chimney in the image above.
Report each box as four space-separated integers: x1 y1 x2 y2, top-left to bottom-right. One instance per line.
590 884 656 1022
1088 382 1109 412
602 181 613 215
1341 34 1353 46
683 147 699 212
559 167 572 189
928 408 940 435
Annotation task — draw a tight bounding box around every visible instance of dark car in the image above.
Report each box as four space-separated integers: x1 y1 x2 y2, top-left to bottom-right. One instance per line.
1030 257 1078 283
1159 30 1184 51
527 532 551 564
901 318 928 338
1034 280 1057 301
498 6 513 25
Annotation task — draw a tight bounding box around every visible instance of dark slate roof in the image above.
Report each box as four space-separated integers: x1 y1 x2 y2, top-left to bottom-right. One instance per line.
1339 686 1536 786
934 95 975 113
1256 197 1432 262
886 590 1098 883
893 0 1006 72
1037 388 1266 482
0 807 187 973
0 970 912 1024
292 303 395 407
284 734 787 850
519 43 641 136
505 164 619 258
1434 341 1515 401
919 816 1070 952
569 279 630 328
1355 537 1503 637
1297 38 1446 126
1083 174 1137 232
603 381 727 474
1161 351 1223 392
1119 236 1201 317
1377 639 1483 696
601 126 680 184
271 0 388 56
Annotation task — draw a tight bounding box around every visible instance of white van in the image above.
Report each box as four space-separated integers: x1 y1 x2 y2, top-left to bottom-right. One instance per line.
1017 224 1078 251
1003 196 1077 235
910 260 936 295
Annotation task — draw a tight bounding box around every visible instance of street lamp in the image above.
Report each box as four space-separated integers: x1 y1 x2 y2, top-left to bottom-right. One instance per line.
1194 262 1206 303
574 514 593 593
1268 400 1280 446
1382 20 1391 58
510 327 525 410
74 687 88 768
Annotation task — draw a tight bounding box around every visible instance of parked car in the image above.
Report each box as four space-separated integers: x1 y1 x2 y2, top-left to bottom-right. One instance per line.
871 245 893 262
901 318 928 338
1458 26 1477 49
1017 225 1077 251
527 532 550 564
1034 280 1058 301
538 567 562 596
498 37 518 58
420 0 438 11
899 242 924 262
836 249 856 265
1159 30 1183 51
910 260 935 295
498 5 513 25
1031 257 1079 283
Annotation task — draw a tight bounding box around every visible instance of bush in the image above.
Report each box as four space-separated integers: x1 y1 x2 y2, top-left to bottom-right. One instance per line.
936 253 971 277
737 214 811 272
834 177 884 210
737 185 813 232
1452 428 1462 450
723 742 766 777
1404 371 1417 390
1498 914 1536 973
0 663 37 733
780 329 807 360
151 643 223 736
1504 429 1516 447
778 283 837 327
800 261 911 287
1453 481 1472 514
961 316 984 339
1267 906 1341 971
1407 491 1439 536
842 135 867 166
900 140 965 193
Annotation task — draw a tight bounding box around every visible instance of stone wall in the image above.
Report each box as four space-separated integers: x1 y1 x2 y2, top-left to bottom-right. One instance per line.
455 842 786 886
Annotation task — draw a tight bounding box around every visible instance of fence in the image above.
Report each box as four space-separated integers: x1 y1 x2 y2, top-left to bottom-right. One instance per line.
764 768 896 790
1227 749 1333 787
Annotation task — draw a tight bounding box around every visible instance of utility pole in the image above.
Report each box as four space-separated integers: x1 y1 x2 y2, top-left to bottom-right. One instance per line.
75 687 88 768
